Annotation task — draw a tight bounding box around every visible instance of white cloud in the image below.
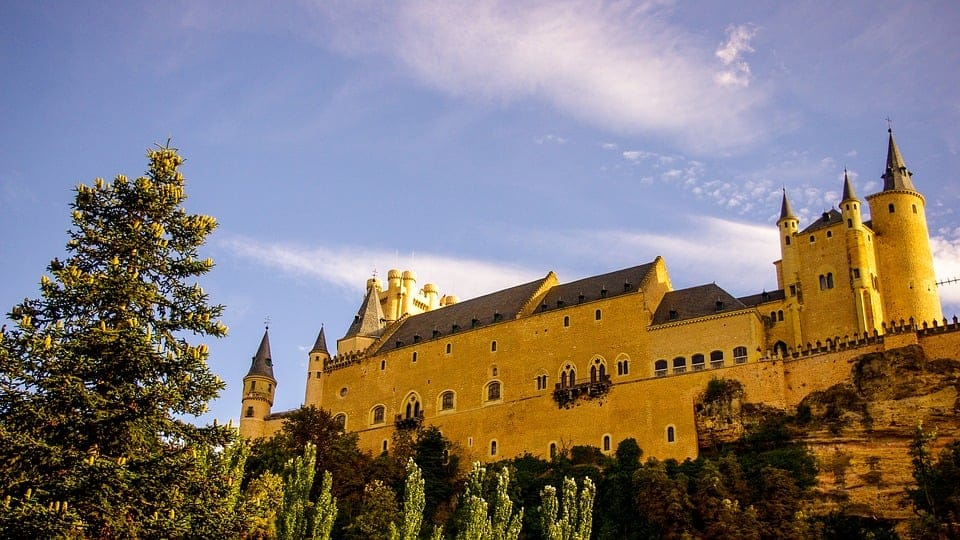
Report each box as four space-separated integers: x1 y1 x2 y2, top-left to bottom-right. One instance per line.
714 24 757 88
535 134 567 144
311 1 769 153
600 142 618 150
218 236 542 301
931 230 960 314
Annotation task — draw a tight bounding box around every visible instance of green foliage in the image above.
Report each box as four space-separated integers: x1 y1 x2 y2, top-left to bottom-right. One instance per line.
0 145 234 537
907 423 960 538
456 462 523 540
539 476 595 540
391 458 426 540
277 443 338 540
347 480 399 540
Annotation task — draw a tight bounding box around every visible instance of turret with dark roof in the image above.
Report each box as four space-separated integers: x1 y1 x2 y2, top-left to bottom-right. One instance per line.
779 188 797 222
311 326 329 355
246 329 276 381
343 286 386 339
842 169 858 202
882 129 917 192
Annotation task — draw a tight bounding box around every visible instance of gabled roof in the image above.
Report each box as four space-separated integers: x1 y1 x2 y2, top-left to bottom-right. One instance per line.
651 283 746 325
738 289 786 307
882 129 917 192
311 326 329 355
246 329 276 380
375 274 552 353
800 209 842 234
343 286 386 339
537 263 656 313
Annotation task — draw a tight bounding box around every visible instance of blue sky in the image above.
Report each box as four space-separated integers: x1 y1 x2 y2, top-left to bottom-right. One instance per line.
3 1 960 425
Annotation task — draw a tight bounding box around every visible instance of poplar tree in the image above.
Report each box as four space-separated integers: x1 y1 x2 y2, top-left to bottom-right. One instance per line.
0 145 234 537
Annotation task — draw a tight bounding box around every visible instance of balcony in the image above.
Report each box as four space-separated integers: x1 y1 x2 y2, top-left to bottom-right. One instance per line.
394 411 424 430
553 375 611 408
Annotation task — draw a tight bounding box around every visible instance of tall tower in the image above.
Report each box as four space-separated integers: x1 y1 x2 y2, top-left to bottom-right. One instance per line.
239 329 277 439
865 129 942 326
776 189 800 295
840 172 882 334
304 326 329 407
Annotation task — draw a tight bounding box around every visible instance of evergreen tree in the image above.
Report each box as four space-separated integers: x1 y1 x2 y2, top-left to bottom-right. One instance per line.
538 476 595 540
391 458 426 540
0 145 233 537
456 462 523 540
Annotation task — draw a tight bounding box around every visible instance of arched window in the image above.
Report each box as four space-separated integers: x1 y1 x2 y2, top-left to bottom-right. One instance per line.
590 357 606 383
334 413 346 430
733 346 748 364
691 354 705 371
372 405 385 424
382 440 388 453
778 310 784 321
561 364 576 388
847 218 853 228
490 440 498 456
819 274 827 290
889 203 895 213
549 442 557 459
486 381 501 401
617 359 630 376
673 356 686 374
826 273 834 289
666 426 675 443
563 316 570 327
602 434 611 452
491 340 497 352
445 343 452 354
440 391 455 411
536 370 548 390
710 350 724 368
595 309 602 321
774 341 788 358
404 394 422 419
250 381 256 392
785 235 791 245
245 406 254 418
654 359 668 377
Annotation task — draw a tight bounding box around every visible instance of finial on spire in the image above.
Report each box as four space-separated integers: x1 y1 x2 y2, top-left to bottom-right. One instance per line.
886 116 893 134
264 315 271 330
779 187 797 221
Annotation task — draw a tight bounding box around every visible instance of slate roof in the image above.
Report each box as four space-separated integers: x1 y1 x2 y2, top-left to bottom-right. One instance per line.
842 171 858 201
246 329 276 380
311 326 329 355
343 287 386 339
651 283 747 325
375 274 552 353
800 209 842 234
779 189 797 221
738 289 786 307
882 129 917 192
536 263 655 313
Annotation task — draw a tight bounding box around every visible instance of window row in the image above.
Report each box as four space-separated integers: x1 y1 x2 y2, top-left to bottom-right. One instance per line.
363 384 504 427
654 347 748 377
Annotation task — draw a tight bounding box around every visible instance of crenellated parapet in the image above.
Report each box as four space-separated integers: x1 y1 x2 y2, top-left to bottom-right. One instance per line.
324 351 363 372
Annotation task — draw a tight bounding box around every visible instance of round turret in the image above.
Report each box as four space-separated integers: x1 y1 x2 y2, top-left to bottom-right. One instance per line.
423 283 440 310
440 295 459 306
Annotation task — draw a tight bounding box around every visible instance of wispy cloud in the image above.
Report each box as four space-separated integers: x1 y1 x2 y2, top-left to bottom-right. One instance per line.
932 228 960 314
309 1 769 153
535 134 567 144
218 236 543 301
714 24 757 87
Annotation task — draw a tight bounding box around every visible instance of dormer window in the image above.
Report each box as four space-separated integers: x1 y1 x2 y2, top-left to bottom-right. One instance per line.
668 309 678 320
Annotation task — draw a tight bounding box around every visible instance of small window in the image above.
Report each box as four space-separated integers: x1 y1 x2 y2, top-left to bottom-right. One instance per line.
490 440 498 456
827 273 834 289
789 285 797 297
654 359 668 377
710 350 724 369
847 218 853 228
778 310 784 321
785 235 791 245
691 354 705 371
245 406 254 418
595 309 602 321
445 343 452 355
380 360 386 370
372 405 385 424
668 309 678 320
733 346 748 364
912 204 917 214
617 359 630 376
412 352 418 362
339 387 348 398
267 383 272 392
602 435 611 452
809 235 815 243
315 371 321 379
250 381 256 392
382 440 388 452
491 340 497 352
666 426 675 443
549 442 557 459
852 268 861 279
334 414 346 430
441 391 455 411
673 357 686 374
563 316 570 327
889 203 895 213
826 230 833 238
536 373 548 390
487 381 501 401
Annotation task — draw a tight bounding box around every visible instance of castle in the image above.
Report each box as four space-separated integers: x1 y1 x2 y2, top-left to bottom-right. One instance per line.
239 130 956 463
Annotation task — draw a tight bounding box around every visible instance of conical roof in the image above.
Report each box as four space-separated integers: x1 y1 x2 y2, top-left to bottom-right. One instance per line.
841 169 858 201
311 326 329 355
882 129 917 192
246 329 276 380
342 286 386 339
779 188 797 221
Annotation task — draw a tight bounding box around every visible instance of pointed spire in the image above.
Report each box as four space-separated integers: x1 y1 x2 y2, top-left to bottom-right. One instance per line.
246 328 276 380
841 169 858 201
882 128 917 192
779 188 797 221
342 285 386 339
311 325 329 355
